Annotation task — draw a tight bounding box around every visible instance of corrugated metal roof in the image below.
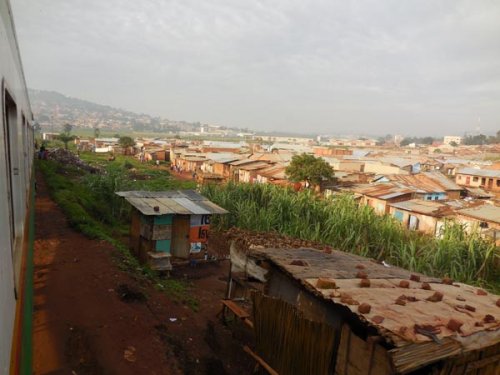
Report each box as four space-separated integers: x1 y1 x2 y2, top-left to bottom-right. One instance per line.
379 191 411 199
116 190 228 215
457 205 500 224
352 183 415 199
389 199 448 216
457 168 500 178
244 247 500 367
389 172 462 193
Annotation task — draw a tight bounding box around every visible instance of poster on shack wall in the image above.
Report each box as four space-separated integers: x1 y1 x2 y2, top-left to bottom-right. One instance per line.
189 214 210 244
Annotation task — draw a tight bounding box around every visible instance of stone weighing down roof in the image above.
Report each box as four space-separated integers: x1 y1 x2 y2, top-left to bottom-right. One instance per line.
116 190 228 216
247 247 500 373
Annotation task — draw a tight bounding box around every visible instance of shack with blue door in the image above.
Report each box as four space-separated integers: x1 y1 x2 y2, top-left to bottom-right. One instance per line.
116 190 227 271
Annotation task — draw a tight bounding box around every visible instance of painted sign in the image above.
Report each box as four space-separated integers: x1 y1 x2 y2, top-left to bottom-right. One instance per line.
190 242 202 253
190 215 211 243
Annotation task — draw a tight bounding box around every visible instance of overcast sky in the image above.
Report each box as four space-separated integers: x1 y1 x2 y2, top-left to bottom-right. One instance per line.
11 0 500 136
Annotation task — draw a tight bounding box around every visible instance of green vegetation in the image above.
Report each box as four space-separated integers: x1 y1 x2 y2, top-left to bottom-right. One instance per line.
285 153 334 186
463 131 500 145
58 123 76 150
37 152 198 309
202 182 499 291
118 136 135 148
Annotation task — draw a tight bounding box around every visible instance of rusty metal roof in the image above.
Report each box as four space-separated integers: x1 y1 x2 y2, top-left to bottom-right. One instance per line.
389 199 449 216
458 168 500 178
351 183 415 199
390 172 463 193
244 247 500 365
116 190 228 215
456 205 500 224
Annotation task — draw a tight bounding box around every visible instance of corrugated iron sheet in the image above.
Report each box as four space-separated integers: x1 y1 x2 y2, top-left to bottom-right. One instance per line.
457 205 500 224
247 247 500 352
116 190 228 215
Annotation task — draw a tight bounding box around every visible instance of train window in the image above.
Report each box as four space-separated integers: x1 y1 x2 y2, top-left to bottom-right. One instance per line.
3 90 17 242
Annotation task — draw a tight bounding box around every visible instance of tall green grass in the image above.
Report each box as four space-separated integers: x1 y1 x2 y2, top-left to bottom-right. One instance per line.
202 182 499 290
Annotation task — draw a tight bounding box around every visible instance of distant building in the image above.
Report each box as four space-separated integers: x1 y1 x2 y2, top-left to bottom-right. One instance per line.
455 168 500 195
393 134 404 146
443 136 463 145
42 132 60 141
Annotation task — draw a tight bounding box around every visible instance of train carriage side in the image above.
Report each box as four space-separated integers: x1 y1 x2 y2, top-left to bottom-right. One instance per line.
1 0 35 373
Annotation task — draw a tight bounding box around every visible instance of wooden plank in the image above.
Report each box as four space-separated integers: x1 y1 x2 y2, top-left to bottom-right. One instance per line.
389 339 462 374
465 353 500 371
334 324 350 375
335 324 393 375
152 225 172 240
243 346 280 375
221 299 250 319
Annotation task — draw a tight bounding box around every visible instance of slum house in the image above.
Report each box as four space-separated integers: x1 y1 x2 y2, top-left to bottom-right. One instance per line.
116 190 227 271
228 159 271 182
249 151 294 163
455 205 500 245
322 157 365 173
94 137 119 148
174 153 206 172
254 164 288 185
388 199 451 235
235 161 273 183
196 172 225 185
419 158 444 172
388 172 465 201
268 143 313 154
200 140 249 153
210 154 245 180
228 244 500 375
143 148 168 162
455 168 500 196
313 147 353 157
350 183 416 215
329 138 378 147
363 160 411 175
74 138 93 152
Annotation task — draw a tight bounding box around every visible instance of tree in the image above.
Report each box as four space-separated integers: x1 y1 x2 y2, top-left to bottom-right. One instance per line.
449 141 458 147
119 136 135 148
59 123 75 150
285 153 334 187
94 126 101 139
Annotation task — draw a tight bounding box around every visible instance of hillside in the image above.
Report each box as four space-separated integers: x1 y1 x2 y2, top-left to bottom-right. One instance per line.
29 89 193 133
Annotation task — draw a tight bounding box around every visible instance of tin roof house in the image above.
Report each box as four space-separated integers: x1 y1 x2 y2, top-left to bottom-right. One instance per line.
228 243 500 375
116 190 227 271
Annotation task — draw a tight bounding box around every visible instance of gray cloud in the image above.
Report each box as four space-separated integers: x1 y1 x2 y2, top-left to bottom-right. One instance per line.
11 0 500 135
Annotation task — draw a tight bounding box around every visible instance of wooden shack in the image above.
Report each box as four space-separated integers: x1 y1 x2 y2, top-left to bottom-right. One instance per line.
229 243 500 374
116 190 227 271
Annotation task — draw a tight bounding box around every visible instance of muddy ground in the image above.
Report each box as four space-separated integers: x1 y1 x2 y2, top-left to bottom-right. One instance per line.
33 171 254 375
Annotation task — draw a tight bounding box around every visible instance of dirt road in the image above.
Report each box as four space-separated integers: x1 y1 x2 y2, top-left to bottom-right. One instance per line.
33 171 253 375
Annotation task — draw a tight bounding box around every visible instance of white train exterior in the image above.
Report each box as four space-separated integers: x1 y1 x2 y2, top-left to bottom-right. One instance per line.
1 1 34 373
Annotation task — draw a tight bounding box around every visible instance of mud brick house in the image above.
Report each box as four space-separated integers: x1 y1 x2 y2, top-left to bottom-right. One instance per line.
455 205 500 245
351 183 416 215
116 190 227 271
388 199 451 235
456 168 500 196
229 244 500 375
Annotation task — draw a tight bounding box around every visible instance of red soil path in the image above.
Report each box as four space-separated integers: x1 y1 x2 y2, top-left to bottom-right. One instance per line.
32 170 253 375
